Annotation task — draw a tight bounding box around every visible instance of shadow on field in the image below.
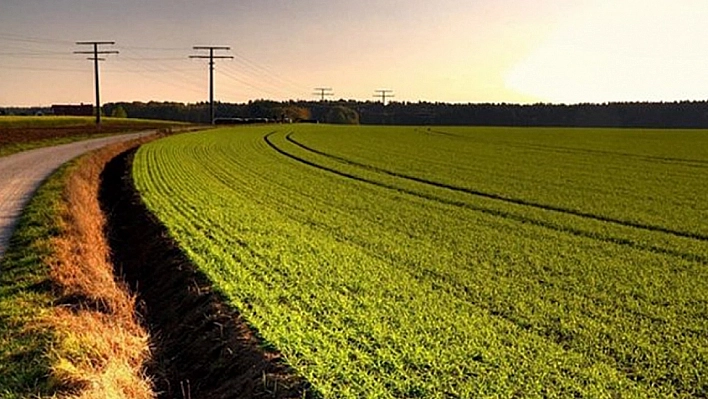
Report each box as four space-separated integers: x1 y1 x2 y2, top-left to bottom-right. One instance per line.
99 149 312 399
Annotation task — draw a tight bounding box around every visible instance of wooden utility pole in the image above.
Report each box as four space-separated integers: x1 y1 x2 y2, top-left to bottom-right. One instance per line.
190 46 233 124
74 41 118 127
313 87 334 102
374 89 395 106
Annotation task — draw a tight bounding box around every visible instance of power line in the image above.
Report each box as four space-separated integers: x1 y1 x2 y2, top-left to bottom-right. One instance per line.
230 51 310 94
313 87 334 102
0 54 75 61
0 50 69 56
107 66 201 73
219 62 301 99
121 56 187 61
0 39 78 61
218 67 284 99
119 45 185 52
119 48 202 76
374 89 395 106
74 41 119 126
190 45 233 124
0 64 85 72
116 49 205 93
0 32 73 46
107 61 204 96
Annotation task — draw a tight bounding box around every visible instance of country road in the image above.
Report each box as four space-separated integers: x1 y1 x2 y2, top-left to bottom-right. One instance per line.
0 131 155 257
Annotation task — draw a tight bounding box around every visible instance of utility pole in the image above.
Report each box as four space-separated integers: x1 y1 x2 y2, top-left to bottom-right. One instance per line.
74 41 118 127
313 87 334 102
190 46 233 124
374 89 395 106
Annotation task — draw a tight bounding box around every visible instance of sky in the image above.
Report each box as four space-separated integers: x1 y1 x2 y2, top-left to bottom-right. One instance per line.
1 0 708 106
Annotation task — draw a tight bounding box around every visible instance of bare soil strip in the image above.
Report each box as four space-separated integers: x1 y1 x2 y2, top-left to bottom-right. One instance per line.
99 149 312 399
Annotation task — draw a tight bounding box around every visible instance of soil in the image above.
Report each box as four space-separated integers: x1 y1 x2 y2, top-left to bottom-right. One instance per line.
99 149 313 399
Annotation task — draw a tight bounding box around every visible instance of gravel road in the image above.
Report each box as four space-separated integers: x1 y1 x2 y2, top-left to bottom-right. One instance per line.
0 131 155 258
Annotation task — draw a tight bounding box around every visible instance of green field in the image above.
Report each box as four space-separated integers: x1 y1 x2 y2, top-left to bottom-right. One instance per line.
133 125 708 398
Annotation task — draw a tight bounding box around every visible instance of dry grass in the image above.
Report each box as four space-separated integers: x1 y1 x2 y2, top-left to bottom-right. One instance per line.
45 137 157 399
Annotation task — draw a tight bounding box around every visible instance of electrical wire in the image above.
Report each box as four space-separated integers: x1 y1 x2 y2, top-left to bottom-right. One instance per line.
217 67 284 99
219 62 301 99
0 64 86 72
119 45 186 52
0 32 74 46
0 33 309 101
108 50 205 96
230 51 310 93
110 64 204 96
0 53 76 61
118 49 206 96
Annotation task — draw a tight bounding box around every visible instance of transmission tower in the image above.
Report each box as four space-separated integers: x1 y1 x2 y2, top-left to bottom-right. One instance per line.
313 87 334 102
74 41 119 127
374 89 395 106
190 46 233 124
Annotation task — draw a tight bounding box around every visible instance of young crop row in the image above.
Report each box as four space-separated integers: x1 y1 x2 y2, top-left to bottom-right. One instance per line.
133 125 708 398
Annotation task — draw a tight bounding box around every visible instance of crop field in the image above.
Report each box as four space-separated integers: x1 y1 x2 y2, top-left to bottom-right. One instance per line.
133 125 708 398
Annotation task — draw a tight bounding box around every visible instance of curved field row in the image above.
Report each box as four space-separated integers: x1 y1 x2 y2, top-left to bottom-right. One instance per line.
290 126 708 238
284 132 708 242
274 131 707 264
425 128 708 168
133 125 708 398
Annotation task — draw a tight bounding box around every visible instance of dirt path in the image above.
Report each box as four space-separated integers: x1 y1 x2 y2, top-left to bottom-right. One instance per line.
0 131 154 257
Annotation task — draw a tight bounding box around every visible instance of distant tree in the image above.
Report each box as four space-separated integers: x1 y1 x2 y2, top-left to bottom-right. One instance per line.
245 100 281 119
99 100 708 128
111 105 128 118
325 106 359 124
279 105 311 121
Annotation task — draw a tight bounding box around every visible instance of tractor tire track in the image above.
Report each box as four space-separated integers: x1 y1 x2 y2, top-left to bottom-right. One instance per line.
285 133 708 242
264 132 707 264
425 128 708 168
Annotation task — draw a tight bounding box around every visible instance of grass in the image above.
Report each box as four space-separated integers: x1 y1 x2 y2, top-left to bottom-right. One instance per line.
0 116 188 158
0 116 97 129
0 165 63 398
134 125 708 398
0 115 177 129
0 138 154 399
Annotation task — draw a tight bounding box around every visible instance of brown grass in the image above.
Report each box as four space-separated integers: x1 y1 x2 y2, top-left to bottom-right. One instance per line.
100 149 313 398
45 137 158 398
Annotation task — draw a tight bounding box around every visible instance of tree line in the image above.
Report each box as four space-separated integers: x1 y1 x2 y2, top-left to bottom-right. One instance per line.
4 100 708 128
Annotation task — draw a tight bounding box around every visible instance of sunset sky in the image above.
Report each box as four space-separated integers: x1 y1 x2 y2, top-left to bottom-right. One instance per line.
1 0 707 106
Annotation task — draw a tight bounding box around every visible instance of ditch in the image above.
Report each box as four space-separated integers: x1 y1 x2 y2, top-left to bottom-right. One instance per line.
99 148 312 399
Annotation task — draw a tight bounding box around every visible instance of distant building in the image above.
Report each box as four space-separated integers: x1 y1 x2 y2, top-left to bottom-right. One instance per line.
51 103 93 116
